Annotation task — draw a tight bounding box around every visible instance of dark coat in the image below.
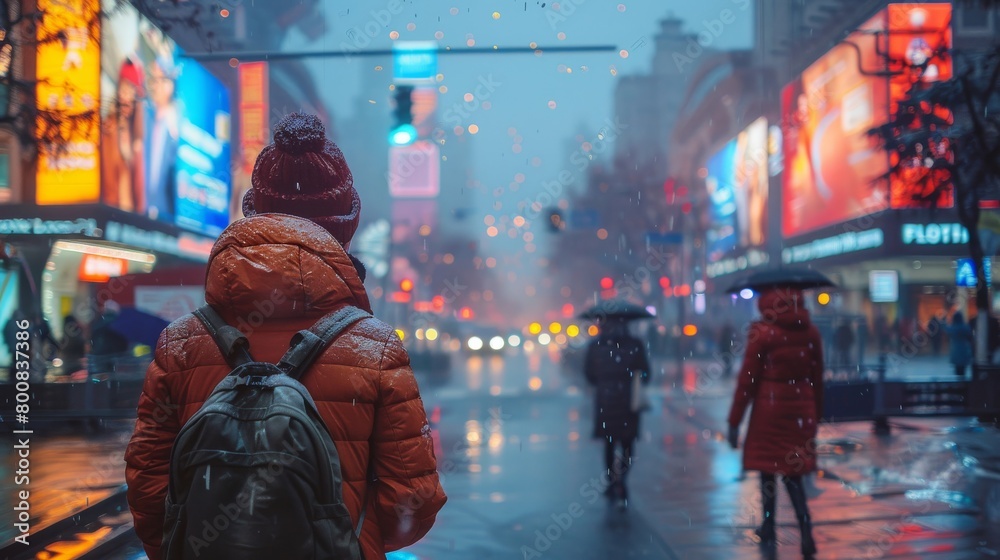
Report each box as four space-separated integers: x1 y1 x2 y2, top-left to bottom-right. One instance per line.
584 330 650 441
59 327 87 373
946 314 974 366
727 289 824 475
124 215 446 560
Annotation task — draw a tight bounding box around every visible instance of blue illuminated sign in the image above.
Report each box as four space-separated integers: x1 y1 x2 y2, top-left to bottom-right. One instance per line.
957 258 992 287
393 41 438 83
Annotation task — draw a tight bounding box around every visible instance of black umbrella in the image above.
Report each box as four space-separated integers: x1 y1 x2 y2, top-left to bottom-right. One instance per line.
579 300 655 321
726 267 836 294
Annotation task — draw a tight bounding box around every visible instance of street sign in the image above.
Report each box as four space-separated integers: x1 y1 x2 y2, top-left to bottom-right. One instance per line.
869 270 898 302
388 141 440 198
956 257 992 287
393 41 438 84
646 232 683 245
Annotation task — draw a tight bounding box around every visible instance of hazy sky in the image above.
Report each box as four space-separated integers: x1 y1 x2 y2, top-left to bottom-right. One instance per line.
285 1 753 206
282 1 752 309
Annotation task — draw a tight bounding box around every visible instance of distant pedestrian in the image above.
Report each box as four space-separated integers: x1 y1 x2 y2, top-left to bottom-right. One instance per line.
928 314 944 357
989 315 1000 364
59 315 87 375
874 314 890 354
727 287 821 557
899 316 915 351
88 304 129 374
3 309 27 379
946 312 974 377
832 319 854 369
584 317 651 510
30 312 59 382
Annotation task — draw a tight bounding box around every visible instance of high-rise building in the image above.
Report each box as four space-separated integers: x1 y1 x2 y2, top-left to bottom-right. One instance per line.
613 18 712 177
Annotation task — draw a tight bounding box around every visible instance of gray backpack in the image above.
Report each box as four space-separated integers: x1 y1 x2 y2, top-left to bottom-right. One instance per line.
162 304 372 559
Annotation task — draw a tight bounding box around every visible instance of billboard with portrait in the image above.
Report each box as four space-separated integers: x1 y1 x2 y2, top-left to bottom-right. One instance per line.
781 13 889 238
705 117 769 263
100 1 231 236
36 0 101 205
100 1 145 214
887 3 953 209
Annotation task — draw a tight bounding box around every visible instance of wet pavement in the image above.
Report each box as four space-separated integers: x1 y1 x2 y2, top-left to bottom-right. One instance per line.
404 350 1000 559
0 420 132 545
4 349 1000 559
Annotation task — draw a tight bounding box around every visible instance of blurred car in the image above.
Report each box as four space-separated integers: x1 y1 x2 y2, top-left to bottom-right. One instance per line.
458 324 518 356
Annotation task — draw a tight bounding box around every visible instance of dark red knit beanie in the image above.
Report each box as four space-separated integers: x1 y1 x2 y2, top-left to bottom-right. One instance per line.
243 113 361 247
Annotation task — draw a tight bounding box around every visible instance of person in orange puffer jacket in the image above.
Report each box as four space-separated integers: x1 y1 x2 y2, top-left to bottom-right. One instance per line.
124 113 447 560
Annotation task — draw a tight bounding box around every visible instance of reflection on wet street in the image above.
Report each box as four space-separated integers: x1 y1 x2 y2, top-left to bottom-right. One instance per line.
0 421 132 545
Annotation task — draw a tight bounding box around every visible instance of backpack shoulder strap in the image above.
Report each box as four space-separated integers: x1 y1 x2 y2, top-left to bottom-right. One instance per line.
278 305 373 380
193 305 254 369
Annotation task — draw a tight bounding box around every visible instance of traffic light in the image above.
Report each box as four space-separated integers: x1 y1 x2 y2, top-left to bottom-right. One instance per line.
389 85 416 146
400 278 414 293
546 208 564 232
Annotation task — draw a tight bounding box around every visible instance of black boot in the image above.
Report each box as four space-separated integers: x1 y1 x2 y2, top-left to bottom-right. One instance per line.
784 476 817 557
756 474 777 545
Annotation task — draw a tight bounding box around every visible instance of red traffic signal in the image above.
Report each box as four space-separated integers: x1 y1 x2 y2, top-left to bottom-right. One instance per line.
600 277 614 290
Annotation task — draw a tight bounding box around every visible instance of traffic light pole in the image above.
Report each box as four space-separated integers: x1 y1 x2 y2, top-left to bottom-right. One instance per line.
183 45 618 62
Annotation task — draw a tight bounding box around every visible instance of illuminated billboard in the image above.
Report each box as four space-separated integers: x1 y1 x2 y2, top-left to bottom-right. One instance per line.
100 0 231 236
174 61 232 236
782 4 955 238
388 141 440 198
781 13 888 237
705 117 768 263
233 62 270 223
887 3 953 209
705 144 737 260
36 0 101 205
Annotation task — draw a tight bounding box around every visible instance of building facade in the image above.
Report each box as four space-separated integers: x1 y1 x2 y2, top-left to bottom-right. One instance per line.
671 0 997 357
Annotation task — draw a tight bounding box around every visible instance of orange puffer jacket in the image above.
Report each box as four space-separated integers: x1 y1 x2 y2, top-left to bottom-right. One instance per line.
124 214 446 560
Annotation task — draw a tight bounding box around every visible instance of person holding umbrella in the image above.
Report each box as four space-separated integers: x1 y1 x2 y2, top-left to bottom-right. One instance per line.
581 301 652 511
725 270 829 558
89 302 130 374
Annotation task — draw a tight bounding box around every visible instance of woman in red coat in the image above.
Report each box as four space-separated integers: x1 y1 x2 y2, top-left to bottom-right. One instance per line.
727 287 823 558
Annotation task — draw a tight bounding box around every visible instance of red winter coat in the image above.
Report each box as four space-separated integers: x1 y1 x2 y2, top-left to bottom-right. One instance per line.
124 214 447 560
727 289 824 475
